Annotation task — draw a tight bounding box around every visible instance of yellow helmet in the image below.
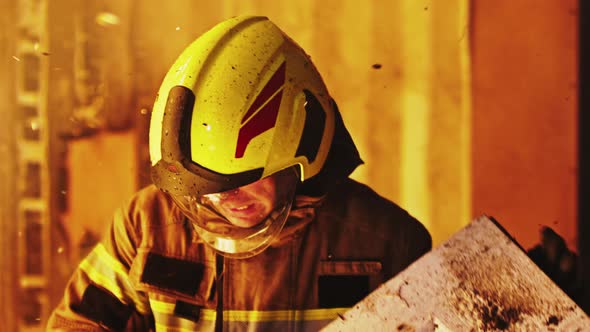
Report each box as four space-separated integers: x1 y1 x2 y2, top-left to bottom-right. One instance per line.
149 15 336 197
148 16 351 258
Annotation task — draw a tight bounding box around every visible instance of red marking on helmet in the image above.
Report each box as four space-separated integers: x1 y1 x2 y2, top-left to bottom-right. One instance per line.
235 63 286 158
241 62 286 124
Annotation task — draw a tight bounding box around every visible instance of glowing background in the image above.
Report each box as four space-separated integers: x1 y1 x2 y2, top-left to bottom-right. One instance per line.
0 0 578 330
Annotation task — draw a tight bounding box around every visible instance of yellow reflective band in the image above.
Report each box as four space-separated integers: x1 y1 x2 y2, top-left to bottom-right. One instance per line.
80 244 150 315
223 308 348 321
150 299 216 321
155 323 196 332
149 298 176 313
91 243 130 275
149 299 348 322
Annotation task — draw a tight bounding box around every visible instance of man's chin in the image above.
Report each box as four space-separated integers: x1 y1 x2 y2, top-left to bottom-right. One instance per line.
228 218 264 228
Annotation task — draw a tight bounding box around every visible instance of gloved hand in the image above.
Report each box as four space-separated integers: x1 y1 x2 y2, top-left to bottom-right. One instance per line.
527 226 584 312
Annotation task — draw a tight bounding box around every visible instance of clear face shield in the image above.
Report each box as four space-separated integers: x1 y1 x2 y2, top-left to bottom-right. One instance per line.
170 167 299 259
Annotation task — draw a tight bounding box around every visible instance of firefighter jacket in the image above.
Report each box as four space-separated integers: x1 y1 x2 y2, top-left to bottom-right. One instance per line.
47 178 432 331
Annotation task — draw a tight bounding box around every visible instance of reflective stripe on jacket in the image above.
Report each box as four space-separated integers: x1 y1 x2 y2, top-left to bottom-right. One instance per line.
47 178 432 331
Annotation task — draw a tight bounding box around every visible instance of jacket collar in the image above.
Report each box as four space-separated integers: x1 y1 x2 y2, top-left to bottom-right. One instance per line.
271 194 325 246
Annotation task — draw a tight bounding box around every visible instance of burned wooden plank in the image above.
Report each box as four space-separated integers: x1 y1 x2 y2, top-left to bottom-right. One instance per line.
323 216 590 331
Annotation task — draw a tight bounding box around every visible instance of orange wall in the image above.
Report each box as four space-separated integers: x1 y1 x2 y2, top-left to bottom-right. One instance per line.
61 132 137 259
471 1 579 251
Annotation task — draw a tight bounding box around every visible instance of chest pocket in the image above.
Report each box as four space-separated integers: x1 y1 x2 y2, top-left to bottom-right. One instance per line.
129 248 218 330
318 261 382 308
129 248 216 305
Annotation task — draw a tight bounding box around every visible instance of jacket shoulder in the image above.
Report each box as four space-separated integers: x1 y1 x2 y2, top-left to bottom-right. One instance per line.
120 185 184 229
321 179 423 231
319 179 432 266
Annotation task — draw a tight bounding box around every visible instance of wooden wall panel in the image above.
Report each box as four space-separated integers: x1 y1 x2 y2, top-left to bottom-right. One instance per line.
428 0 472 245
391 0 472 244
471 0 578 250
367 0 404 202
62 132 138 260
0 2 19 331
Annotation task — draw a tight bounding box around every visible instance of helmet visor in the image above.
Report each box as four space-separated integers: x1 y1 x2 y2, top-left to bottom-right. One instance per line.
170 167 299 258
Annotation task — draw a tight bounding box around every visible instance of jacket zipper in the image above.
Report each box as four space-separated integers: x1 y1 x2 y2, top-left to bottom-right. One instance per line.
215 253 224 332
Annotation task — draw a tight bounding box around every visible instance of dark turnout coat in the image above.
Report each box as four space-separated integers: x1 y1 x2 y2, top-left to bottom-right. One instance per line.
48 178 431 331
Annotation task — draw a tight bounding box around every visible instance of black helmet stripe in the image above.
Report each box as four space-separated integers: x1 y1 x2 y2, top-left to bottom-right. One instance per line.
151 85 263 196
295 90 326 163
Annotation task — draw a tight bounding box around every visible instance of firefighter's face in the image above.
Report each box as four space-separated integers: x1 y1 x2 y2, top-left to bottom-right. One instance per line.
209 176 277 228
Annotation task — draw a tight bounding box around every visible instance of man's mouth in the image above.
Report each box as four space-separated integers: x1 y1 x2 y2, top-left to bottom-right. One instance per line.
224 203 267 228
231 204 253 212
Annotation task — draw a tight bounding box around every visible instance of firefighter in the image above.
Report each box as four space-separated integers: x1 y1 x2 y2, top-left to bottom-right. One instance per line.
48 15 431 331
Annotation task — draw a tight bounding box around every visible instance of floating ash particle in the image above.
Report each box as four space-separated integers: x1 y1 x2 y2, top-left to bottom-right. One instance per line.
96 12 120 26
